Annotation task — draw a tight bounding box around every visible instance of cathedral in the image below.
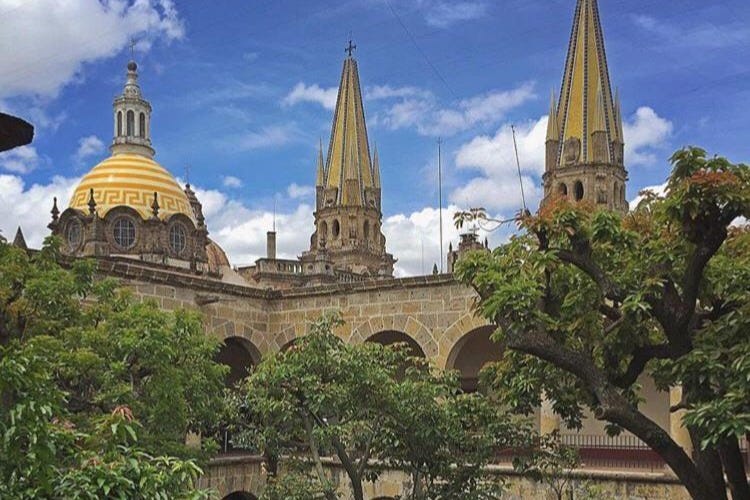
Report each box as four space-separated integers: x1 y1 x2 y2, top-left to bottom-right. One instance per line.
31 0 696 497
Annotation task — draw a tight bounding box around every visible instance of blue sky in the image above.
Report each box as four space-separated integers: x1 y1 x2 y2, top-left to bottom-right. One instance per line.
1 0 749 275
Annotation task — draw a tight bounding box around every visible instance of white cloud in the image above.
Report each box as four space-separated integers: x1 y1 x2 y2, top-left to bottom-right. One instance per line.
222 175 243 188
633 14 750 49
72 135 105 165
375 83 536 137
0 174 80 246
0 146 42 174
287 183 314 200
227 125 296 151
365 85 431 101
421 1 488 28
629 182 667 210
623 107 673 166
450 117 547 211
283 83 338 110
0 0 185 99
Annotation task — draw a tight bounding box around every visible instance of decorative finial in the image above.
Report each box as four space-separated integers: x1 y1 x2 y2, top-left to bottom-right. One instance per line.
51 197 60 221
345 38 357 58
87 188 97 215
185 164 191 188
151 191 160 218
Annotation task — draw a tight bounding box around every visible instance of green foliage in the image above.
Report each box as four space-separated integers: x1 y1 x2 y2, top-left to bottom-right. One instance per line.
454 147 750 495
0 237 226 497
229 314 524 500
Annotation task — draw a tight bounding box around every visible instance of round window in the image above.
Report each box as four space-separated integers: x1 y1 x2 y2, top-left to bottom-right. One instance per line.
169 224 187 254
112 217 136 249
66 220 82 250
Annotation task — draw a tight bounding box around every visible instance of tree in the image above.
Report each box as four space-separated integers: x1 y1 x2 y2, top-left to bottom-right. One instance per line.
455 147 750 499
229 314 522 500
0 238 227 495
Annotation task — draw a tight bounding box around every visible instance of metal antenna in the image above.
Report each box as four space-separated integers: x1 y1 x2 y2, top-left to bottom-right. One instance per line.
511 125 528 213
437 137 444 273
273 197 277 232
184 165 191 186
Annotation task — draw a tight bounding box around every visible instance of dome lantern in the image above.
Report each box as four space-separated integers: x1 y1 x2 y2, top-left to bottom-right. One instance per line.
111 58 154 158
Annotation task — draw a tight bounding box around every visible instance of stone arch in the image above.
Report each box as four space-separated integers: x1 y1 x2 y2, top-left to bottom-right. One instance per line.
139 112 146 138
214 336 261 388
574 180 584 201
117 111 123 136
350 316 436 358
445 325 502 393
366 330 426 358
557 182 568 196
222 492 258 500
438 313 490 368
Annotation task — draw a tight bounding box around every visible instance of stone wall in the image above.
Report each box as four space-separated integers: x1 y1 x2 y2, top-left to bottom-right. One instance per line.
202 455 690 500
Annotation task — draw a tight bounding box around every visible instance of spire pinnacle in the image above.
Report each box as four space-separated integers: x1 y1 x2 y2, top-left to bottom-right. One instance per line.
614 88 624 142
592 82 607 133
316 139 325 187
372 143 381 189
546 90 560 142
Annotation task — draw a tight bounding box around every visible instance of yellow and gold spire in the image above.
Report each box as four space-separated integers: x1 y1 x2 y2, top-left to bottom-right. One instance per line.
553 0 622 165
542 0 628 213
323 41 376 206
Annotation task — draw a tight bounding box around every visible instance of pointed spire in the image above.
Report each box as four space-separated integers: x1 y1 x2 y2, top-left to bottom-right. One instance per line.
51 197 60 222
372 143 381 189
546 90 560 142
12 227 27 250
613 88 624 143
324 47 374 206
592 83 607 133
555 0 618 164
316 139 325 187
151 191 160 218
87 188 97 215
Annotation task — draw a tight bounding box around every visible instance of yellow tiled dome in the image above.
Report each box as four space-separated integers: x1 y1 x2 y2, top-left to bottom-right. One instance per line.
69 154 194 222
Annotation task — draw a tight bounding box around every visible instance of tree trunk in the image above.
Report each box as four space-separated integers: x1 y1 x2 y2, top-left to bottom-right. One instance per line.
718 438 750 500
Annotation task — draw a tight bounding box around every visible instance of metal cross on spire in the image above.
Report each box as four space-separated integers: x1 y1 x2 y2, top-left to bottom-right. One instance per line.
129 38 136 60
345 38 356 58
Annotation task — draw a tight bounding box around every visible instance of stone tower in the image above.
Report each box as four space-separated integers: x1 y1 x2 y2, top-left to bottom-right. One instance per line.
543 0 628 213
302 45 395 277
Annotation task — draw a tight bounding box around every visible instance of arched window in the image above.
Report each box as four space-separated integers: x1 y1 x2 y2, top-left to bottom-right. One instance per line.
113 217 136 249
117 111 123 136
66 220 82 251
320 221 328 239
126 110 135 136
557 183 568 196
169 223 187 254
574 181 584 201
620 185 626 204
332 219 340 238
139 112 146 138
613 183 619 204
363 220 370 240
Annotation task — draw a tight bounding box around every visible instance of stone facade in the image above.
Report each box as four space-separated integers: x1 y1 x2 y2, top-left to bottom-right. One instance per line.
201 455 690 500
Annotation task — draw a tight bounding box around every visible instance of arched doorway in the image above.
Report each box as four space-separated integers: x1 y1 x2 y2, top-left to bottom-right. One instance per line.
222 492 257 500
214 337 261 388
446 325 502 393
